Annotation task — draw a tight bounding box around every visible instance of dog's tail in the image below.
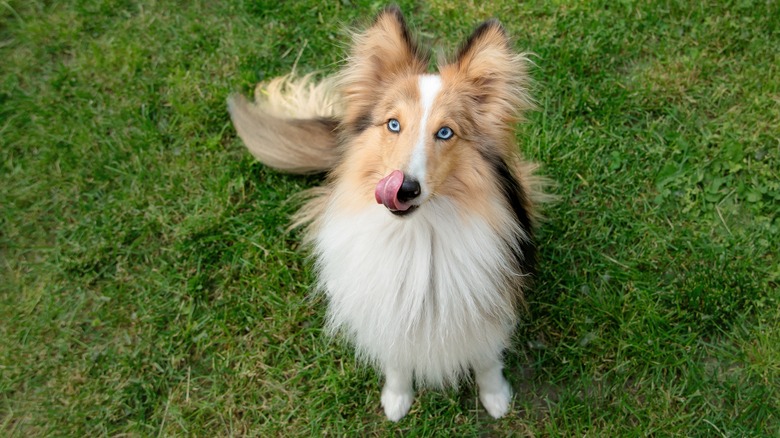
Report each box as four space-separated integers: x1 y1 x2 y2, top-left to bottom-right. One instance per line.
227 74 342 174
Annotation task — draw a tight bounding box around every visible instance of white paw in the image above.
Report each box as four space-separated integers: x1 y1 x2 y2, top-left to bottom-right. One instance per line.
381 387 414 422
479 380 512 418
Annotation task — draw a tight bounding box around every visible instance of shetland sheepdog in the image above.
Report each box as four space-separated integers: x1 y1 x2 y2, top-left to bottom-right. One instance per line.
228 6 545 421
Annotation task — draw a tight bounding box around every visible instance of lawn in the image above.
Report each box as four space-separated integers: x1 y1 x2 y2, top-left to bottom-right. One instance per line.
1 0 778 435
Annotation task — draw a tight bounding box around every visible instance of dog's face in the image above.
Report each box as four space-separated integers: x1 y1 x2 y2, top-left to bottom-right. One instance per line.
334 7 531 217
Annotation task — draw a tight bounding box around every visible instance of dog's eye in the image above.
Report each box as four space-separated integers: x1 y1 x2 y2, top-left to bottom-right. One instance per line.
435 126 453 140
387 119 401 133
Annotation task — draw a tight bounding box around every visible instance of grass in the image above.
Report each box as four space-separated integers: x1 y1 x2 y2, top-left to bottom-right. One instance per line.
1 0 778 435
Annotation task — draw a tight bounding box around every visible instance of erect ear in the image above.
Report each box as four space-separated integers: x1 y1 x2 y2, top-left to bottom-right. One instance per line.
451 19 532 125
341 6 429 131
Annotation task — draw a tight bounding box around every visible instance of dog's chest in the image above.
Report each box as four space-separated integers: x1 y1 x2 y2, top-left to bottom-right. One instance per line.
314 201 518 336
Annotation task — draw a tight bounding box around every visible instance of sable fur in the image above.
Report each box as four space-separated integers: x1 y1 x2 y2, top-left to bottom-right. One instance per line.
228 5 546 421
228 74 342 173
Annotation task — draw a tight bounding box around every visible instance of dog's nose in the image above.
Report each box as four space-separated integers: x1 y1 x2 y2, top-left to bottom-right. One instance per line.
396 176 421 203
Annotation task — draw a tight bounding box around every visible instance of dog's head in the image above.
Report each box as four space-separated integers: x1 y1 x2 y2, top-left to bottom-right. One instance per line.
335 6 532 218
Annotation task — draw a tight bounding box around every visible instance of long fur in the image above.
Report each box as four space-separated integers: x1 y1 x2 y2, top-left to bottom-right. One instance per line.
229 6 547 421
228 74 342 173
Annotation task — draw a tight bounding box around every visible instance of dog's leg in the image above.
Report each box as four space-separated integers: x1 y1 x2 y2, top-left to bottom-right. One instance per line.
475 357 512 418
380 367 414 421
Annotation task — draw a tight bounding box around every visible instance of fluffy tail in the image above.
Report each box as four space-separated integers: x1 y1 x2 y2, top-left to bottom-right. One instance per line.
227 74 342 174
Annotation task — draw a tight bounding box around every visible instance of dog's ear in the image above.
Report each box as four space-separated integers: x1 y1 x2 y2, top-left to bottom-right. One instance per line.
341 6 428 132
450 20 532 126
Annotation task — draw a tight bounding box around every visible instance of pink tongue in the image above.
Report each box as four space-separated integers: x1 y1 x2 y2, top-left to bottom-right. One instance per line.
375 170 412 211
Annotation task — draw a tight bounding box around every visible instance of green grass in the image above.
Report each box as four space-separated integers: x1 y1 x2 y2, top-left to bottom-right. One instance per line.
1 0 778 435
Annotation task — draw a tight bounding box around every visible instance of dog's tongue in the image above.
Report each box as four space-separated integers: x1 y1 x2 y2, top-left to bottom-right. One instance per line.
375 170 412 212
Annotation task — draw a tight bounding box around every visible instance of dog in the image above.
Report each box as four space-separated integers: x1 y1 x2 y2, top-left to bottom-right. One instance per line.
228 5 545 421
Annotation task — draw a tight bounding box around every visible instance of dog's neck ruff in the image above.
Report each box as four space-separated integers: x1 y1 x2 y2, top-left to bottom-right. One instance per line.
313 197 522 387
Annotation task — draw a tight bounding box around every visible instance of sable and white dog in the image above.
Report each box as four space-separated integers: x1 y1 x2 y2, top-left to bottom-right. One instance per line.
229 6 544 421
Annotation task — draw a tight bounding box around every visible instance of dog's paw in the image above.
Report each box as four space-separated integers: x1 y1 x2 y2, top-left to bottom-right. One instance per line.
381 387 414 422
479 379 512 419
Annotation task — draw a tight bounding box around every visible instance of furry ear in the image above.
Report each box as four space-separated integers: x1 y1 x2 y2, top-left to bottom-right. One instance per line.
341 6 429 132
451 19 533 125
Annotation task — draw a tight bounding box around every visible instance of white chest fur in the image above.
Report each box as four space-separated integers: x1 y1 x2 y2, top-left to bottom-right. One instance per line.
314 198 521 387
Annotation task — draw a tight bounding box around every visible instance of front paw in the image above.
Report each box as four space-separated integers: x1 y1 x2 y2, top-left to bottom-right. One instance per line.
479 379 511 418
381 387 414 422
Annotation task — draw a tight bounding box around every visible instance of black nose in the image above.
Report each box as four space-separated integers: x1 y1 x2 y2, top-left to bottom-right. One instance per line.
396 176 421 203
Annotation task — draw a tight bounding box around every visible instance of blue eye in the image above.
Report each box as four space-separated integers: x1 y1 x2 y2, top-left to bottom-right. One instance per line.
436 126 453 140
387 119 401 132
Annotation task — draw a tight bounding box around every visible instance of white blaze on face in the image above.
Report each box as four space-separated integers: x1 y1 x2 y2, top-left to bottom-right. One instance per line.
407 74 442 201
